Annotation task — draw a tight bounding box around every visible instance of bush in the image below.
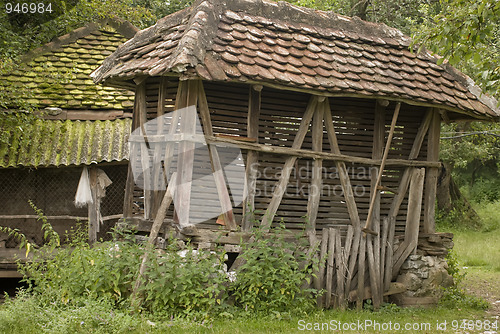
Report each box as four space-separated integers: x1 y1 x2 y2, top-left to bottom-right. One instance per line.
230 223 319 314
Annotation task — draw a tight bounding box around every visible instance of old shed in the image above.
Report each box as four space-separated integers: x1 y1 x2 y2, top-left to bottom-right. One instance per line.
0 18 138 275
92 0 500 308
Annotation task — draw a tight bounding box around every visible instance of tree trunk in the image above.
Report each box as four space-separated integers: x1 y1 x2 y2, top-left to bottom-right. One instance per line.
437 163 481 228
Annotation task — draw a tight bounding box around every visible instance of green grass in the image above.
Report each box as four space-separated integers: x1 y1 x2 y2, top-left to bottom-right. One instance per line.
0 295 489 334
450 229 500 270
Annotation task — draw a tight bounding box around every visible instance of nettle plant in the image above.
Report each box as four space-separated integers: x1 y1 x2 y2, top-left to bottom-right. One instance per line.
230 223 320 314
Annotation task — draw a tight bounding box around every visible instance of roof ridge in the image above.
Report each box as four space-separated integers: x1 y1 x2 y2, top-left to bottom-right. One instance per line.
22 17 138 64
150 0 225 76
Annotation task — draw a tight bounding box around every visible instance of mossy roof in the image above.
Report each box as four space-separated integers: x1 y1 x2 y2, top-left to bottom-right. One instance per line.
0 118 131 168
1 18 138 111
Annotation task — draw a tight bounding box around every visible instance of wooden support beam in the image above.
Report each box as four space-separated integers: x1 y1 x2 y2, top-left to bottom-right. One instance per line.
242 85 262 231
380 217 389 292
88 166 98 245
356 233 366 310
424 111 441 233
341 225 354 304
204 136 441 168
123 82 146 217
151 78 169 219
260 96 318 231
198 80 237 230
393 168 426 277
174 80 198 228
306 103 324 246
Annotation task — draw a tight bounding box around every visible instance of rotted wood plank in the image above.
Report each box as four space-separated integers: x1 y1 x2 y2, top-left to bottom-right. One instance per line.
325 228 336 308
424 111 441 233
260 96 318 231
88 166 98 245
243 85 262 231
306 103 324 246
393 168 426 277
380 217 389 292
342 225 354 303
334 229 344 309
198 80 237 230
357 233 366 310
136 83 152 219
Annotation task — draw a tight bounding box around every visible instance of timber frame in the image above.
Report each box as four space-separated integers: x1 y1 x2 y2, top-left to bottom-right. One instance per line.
93 0 499 309
120 77 443 309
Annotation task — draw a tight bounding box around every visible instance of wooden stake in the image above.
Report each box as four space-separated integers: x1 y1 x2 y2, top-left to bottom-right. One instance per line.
317 228 329 308
424 111 440 233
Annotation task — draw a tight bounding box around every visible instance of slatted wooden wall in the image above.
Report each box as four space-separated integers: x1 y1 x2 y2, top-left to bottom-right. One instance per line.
128 78 432 238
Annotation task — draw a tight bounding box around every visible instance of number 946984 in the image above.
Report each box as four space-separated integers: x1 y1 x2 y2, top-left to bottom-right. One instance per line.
5 2 53 14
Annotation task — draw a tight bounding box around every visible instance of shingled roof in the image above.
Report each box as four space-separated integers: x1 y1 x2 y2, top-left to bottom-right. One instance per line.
92 0 499 120
1 18 138 112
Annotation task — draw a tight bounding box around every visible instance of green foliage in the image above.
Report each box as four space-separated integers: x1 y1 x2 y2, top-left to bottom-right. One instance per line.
139 242 228 317
230 223 319 314
439 250 489 310
413 0 500 98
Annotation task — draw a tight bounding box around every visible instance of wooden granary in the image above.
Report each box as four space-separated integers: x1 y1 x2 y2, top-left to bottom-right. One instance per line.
92 0 500 308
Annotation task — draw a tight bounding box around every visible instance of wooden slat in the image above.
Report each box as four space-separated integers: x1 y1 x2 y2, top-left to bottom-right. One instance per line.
260 96 318 231
316 229 329 308
334 229 344 309
424 111 440 233
342 225 354 303
325 228 336 308
357 233 366 310
380 217 389 292
242 86 261 231
198 80 237 230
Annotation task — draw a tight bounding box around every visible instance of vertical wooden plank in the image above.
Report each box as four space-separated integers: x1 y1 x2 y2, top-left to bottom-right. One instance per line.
317 229 329 308
342 225 354 302
384 215 396 291
134 82 152 219
334 229 344 309
88 166 98 245
197 80 237 230
306 101 324 246
123 83 146 217
174 80 198 227
366 235 381 309
242 85 262 231
380 217 389 292
151 78 169 219
260 96 318 231
325 228 336 308
424 111 441 233
356 233 366 310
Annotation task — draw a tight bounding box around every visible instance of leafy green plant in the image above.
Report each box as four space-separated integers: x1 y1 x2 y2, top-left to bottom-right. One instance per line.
139 241 228 317
230 223 319 314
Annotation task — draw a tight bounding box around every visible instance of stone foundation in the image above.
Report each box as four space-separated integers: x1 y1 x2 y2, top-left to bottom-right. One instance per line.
391 233 454 307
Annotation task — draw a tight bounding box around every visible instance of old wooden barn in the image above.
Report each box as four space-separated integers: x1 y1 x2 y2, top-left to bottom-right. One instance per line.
92 0 500 308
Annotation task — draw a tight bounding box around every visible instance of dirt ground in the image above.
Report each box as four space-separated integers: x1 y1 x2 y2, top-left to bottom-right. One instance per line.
462 268 500 318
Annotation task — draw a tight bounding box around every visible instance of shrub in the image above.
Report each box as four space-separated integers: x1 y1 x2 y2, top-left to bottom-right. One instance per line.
230 223 319 314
